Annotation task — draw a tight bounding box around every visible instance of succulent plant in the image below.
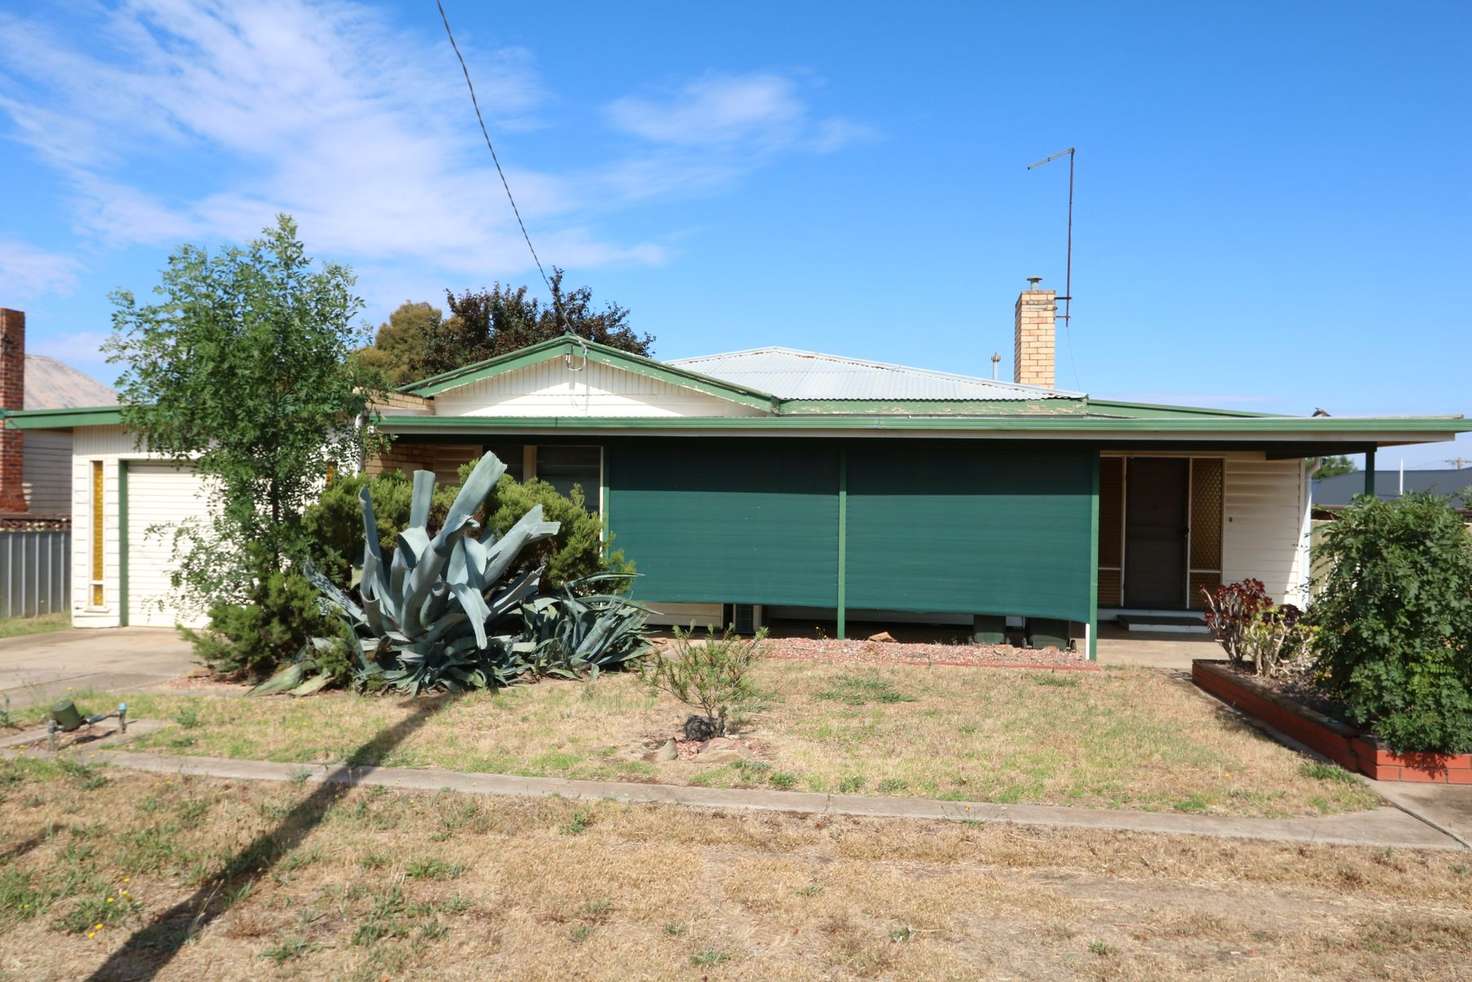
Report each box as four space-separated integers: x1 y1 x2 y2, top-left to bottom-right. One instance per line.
512 573 651 679
255 452 649 697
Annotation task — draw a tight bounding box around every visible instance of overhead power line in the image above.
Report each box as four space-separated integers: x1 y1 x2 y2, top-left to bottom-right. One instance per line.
434 0 552 299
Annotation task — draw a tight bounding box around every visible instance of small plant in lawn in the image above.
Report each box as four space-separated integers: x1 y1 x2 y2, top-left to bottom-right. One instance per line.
768 771 798 791
1034 673 1079 688
1300 761 1358 784
664 921 687 937
262 936 315 964
642 626 766 738
406 858 463 881
173 705 200 729
691 948 730 967
1088 940 1116 956
560 807 595 836
890 925 914 943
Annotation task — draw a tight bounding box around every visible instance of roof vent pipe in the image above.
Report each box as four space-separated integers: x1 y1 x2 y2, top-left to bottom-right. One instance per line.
990 352 1000 380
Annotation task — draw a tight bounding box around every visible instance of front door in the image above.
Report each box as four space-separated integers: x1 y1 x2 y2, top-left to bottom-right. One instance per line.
1124 458 1188 608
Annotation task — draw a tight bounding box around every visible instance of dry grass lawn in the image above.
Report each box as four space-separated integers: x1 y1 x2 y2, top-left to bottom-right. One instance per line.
45 663 1378 817
0 756 1467 980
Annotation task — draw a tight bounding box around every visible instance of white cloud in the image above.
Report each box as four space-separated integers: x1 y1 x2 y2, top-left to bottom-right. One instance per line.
0 240 81 300
0 0 633 277
0 3 866 297
607 72 872 153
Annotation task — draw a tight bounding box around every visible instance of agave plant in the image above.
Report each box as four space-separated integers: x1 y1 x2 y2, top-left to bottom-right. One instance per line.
257 452 561 695
511 573 651 679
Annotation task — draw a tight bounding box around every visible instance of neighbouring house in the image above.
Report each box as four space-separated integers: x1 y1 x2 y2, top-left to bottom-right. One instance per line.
9 281 1470 653
0 308 119 518
1312 466 1472 518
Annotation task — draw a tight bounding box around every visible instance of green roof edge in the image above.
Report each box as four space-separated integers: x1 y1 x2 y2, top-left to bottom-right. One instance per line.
6 405 124 429
375 412 1470 438
399 337 781 411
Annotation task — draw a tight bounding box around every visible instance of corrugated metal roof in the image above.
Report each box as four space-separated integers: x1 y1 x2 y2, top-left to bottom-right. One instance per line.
24 355 117 410
669 347 1082 401
1313 468 1472 508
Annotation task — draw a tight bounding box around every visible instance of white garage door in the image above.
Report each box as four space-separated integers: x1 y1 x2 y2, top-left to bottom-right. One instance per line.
126 462 212 628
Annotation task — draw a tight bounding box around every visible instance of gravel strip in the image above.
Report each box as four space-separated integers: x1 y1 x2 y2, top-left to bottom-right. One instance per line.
758 636 1089 669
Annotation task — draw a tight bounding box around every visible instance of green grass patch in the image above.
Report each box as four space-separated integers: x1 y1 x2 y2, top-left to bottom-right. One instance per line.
0 612 70 640
815 673 915 706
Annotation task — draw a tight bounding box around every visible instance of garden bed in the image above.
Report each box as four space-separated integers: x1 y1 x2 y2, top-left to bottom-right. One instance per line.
1192 660 1472 784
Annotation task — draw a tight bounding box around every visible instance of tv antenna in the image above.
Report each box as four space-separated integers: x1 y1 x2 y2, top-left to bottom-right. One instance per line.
1027 147 1075 327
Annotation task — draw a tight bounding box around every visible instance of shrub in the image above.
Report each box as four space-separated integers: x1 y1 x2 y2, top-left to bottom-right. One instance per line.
1201 578 1273 666
182 571 343 680
483 476 632 588
302 471 414 587
302 465 628 591
1312 493 1472 754
1201 579 1314 678
642 627 766 736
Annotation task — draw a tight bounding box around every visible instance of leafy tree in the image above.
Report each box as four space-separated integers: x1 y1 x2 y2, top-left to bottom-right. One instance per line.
354 301 445 386
1312 493 1472 753
1313 455 1357 479
360 269 652 384
106 215 383 668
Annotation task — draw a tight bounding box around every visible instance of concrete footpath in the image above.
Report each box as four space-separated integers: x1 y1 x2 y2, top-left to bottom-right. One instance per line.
47 746 1466 852
0 628 196 709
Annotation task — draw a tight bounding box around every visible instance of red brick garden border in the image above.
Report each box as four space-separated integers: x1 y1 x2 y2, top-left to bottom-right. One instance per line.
1192 659 1472 784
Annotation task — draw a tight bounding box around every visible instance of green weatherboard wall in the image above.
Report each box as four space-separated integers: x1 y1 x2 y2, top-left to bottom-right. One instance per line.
606 438 1096 625
607 440 840 607
845 443 1094 622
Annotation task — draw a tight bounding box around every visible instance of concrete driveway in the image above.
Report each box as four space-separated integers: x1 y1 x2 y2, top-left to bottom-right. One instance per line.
0 628 197 710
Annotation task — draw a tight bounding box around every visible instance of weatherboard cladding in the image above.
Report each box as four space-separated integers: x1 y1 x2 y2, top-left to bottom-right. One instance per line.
669 347 1081 401
607 438 1094 624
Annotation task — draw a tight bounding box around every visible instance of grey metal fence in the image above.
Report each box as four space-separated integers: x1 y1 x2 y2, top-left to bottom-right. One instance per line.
0 528 70 619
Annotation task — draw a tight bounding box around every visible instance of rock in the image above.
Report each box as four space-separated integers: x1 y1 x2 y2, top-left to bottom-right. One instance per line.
699 750 745 765
682 714 719 742
653 738 678 762
867 631 897 643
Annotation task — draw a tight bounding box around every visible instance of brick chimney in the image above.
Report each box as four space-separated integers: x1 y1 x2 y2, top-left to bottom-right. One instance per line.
0 308 26 513
1013 276 1056 388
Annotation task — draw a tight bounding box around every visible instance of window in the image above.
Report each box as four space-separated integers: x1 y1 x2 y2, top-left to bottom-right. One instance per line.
90 460 104 606
535 446 602 514
483 443 526 481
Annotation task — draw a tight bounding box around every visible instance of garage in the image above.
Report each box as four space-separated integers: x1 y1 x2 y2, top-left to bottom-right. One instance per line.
123 461 211 628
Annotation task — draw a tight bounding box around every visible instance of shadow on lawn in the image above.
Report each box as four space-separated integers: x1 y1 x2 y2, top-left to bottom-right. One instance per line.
87 693 460 982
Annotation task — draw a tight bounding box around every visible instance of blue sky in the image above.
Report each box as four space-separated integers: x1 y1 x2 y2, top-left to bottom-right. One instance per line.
1 1 1468 465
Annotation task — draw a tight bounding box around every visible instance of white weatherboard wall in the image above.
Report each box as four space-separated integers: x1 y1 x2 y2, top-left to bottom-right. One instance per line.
433 359 766 418
70 426 211 628
23 429 72 513
1222 457 1312 606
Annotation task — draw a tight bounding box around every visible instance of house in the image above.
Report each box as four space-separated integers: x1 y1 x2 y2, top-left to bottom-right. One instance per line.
8 281 1469 654
1312 467 1472 518
0 307 118 516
